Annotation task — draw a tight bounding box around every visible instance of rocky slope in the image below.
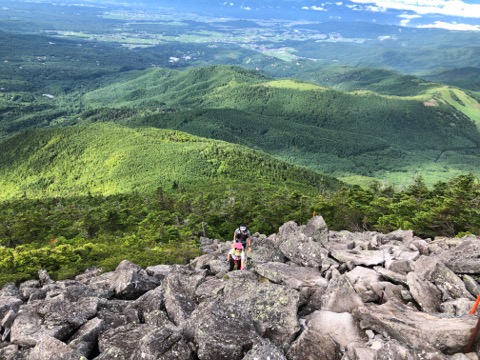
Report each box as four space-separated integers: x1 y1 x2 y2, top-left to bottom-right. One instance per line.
1 216 479 359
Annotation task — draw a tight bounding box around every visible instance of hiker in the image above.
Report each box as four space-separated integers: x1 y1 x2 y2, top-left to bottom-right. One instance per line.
233 223 252 252
227 241 246 271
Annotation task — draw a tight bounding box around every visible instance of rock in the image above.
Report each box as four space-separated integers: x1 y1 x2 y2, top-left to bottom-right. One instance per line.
0 283 19 298
96 299 140 328
331 248 393 267
145 264 171 282
110 260 159 300
254 262 327 290
67 317 105 357
130 323 192 360
162 265 206 329
463 275 480 298
10 297 98 347
440 238 480 274
374 339 449 359
345 267 383 303
0 297 22 321
353 300 477 354
37 270 53 286
414 256 474 301
98 323 156 358
321 272 364 312
406 272 442 312
243 338 287 360
277 221 327 268
440 298 476 316
188 301 261 360
27 335 86 360
221 271 300 349
303 216 329 244
248 236 288 265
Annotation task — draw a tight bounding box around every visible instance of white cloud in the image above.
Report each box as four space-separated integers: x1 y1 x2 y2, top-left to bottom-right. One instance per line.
417 21 480 31
349 0 480 18
301 5 327 11
241 6 252 10
365 5 387 12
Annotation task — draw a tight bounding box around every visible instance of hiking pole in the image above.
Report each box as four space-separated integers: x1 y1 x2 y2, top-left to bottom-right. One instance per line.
464 293 480 353
470 293 480 315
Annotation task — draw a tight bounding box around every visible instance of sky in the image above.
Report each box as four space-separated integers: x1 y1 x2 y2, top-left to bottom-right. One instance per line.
345 0 480 30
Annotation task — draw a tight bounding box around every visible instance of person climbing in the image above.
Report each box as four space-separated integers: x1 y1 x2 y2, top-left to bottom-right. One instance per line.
227 241 246 271
233 223 252 252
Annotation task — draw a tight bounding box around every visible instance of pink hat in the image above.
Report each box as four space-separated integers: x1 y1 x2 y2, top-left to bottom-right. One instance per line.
234 242 244 250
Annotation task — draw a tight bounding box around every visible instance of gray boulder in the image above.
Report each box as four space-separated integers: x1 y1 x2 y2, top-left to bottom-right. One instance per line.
277 221 328 268
440 238 480 274
10 297 98 347
303 310 364 348
221 271 300 349
27 335 86 360
353 300 477 354
188 301 261 360
67 317 105 357
130 324 192 360
254 262 327 290
110 260 159 300
406 272 442 313
321 271 364 313
98 323 156 358
162 265 206 329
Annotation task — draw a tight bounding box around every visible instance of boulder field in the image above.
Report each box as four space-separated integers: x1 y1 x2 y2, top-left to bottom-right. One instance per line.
1 216 479 359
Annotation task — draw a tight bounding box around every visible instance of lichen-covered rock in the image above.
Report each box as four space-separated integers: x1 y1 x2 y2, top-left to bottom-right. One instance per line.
221 272 300 349
27 335 86 360
10 297 98 347
188 301 261 360
162 265 206 329
243 338 287 360
130 323 192 360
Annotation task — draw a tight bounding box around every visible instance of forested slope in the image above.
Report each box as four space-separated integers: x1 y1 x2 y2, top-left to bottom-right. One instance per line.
80 65 480 185
0 122 339 200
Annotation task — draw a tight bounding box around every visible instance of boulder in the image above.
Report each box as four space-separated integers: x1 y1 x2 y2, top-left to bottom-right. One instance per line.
162 265 206 329
321 271 364 312
414 256 474 301
130 323 192 360
221 271 300 349
110 260 159 300
406 272 442 313
254 262 327 290
277 221 328 268
98 323 156 358
67 317 105 357
353 300 477 354
188 301 261 360
243 338 286 360
27 335 85 360
330 248 393 267
10 297 98 347
440 238 480 274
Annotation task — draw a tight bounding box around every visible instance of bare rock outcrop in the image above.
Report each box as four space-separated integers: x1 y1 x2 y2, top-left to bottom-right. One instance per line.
0 216 479 359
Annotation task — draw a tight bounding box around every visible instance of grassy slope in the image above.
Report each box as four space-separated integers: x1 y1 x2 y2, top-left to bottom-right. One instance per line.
0 122 339 200
80 65 480 186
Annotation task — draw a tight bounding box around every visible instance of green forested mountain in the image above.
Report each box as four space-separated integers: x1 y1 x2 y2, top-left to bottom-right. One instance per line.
0 122 339 200
79 65 480 186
